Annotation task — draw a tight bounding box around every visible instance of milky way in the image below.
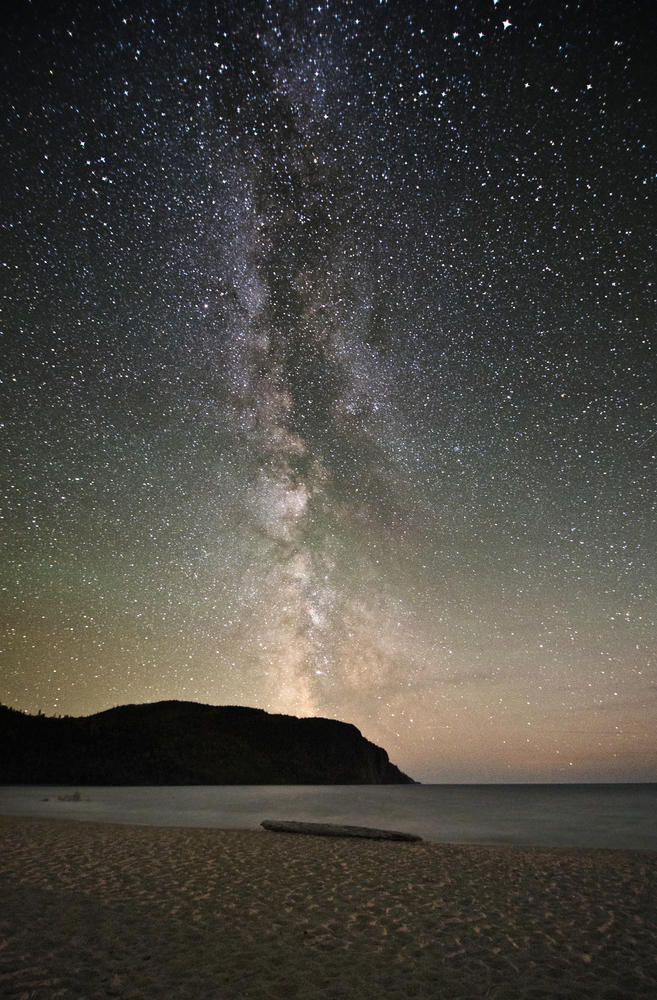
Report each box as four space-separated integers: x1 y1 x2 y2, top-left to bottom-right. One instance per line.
2 1 655 780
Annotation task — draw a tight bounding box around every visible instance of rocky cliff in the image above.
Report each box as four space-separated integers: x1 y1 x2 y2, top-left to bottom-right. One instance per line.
0 701 415 784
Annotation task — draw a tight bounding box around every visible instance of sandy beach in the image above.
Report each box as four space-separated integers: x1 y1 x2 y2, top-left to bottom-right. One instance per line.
1 816 655 1000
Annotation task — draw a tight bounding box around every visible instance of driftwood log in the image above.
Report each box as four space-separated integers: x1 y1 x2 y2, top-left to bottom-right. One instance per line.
261 819 422 842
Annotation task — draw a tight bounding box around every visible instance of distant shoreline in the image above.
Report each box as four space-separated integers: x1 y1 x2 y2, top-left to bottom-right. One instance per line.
0 700 415 785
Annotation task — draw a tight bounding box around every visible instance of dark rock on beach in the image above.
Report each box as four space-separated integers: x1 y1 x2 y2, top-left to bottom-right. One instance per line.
261 819 422 841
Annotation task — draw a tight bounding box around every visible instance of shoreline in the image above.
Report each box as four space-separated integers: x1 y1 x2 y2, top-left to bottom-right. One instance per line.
2 807 657 854
2 816 656 999
3 782 657 852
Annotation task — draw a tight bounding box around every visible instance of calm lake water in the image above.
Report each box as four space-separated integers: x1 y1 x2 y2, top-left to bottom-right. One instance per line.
2 784 655 850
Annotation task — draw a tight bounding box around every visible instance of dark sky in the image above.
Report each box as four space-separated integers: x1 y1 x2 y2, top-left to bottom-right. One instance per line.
2 0 655 782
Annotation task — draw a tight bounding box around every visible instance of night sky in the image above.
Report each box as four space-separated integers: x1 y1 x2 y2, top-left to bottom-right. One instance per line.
2 0 655 782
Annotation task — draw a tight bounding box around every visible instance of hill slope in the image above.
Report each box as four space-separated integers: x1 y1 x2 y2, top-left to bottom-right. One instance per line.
0 701 415 784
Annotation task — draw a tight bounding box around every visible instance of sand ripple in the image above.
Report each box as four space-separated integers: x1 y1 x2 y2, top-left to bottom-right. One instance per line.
1 816 655 999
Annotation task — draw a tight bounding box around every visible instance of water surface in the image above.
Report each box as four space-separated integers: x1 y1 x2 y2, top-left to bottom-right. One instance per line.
1 783 655 850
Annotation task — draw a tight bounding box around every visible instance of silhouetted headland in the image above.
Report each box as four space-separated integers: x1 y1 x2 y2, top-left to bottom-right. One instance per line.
0 701 415 785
